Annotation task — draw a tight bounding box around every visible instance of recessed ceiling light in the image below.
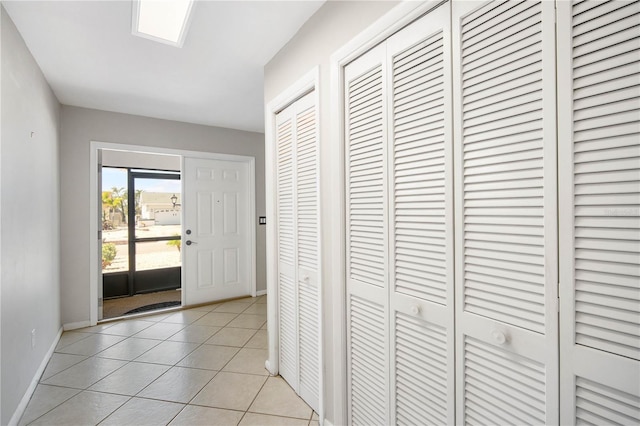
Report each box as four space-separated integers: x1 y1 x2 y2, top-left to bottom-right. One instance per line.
132 0 195 48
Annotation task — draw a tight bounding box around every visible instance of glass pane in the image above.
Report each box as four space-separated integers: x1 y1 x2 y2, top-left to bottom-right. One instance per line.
135 240 181 271
135 178 181 239
102 241 128 272
102 168 129 272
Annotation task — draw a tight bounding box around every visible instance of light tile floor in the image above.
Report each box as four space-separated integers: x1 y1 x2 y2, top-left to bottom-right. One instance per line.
20 296 319 426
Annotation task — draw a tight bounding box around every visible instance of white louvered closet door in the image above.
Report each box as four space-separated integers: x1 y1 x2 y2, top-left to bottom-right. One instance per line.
344 43 390 426
345 4 455 423
275 91 320 413
276 104 297 389
294 93 320 412
558 1 640 424
452 1 559 424
386 3 455 425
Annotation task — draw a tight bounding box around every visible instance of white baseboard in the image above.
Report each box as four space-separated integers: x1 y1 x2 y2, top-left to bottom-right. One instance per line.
8 327 63 426
264 359 278 376
256 289 267 296
63 320 91 331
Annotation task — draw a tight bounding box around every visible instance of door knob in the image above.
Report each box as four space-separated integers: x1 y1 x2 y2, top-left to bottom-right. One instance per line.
491 330 507 345
410 305 421 316
185 240 197 246
303 275 310 282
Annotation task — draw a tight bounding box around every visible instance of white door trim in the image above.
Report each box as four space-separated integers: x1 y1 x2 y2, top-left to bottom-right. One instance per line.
328 1 445 423
264 66 323 420
89 141 256 325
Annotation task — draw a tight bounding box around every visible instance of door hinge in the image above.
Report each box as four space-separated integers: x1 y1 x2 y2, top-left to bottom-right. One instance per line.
98 230 102 241
556 296 560 313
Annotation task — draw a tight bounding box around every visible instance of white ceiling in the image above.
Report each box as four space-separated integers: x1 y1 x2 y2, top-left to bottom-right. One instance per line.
2 0 325 133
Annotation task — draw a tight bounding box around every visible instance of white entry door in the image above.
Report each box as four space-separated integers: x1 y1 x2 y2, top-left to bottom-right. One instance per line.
183 156 253 306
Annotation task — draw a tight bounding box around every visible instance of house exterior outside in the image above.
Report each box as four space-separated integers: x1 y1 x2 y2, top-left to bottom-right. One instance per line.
139 192 181 225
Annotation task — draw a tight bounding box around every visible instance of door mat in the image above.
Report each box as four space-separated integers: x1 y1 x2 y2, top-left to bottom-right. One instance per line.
124 301 181 315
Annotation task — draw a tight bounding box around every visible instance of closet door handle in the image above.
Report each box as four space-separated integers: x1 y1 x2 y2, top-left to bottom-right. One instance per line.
491 330 507 345
410 305 421 316
302 274 310 283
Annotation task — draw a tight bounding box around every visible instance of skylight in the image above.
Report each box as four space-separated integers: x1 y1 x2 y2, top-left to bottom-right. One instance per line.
132 0 195 47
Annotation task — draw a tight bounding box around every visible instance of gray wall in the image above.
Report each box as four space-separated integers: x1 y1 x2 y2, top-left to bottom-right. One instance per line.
1 6 62 424
60 106 266 326
264 1 398 423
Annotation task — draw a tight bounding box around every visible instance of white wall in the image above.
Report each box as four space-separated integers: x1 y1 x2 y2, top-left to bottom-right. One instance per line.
264 1 398 423
59 106 266 326
1 6 61 424
101 149 181 171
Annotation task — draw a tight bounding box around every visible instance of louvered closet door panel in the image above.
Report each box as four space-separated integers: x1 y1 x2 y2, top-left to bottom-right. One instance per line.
386 4 455 425
558 1 640 424
294 92 320 412
453 1 558 424
276 105 297 387
345 43 390 426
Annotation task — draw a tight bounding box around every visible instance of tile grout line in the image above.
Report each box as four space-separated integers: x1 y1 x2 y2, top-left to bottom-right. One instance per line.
23 297 278 426
17 388 80 426
25 307 214 425
176 299 268 424
130 299 262 420
236 373 271 426
105 306 223 424
95 394 134 425
105 303 238 403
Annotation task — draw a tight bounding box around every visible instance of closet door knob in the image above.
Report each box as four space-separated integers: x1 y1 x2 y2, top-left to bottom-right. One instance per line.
491 330 507 345
410 305 421 316
303 275 310 282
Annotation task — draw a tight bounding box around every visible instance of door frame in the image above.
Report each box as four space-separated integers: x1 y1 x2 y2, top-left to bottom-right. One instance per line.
328 1 451 423
89 141 256 325
264 67 323 418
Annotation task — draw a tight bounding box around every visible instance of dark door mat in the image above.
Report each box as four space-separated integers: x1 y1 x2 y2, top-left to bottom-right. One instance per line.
124 301 181 314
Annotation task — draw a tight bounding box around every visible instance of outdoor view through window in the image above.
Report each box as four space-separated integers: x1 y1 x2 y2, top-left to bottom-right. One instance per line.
101 167 182 316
